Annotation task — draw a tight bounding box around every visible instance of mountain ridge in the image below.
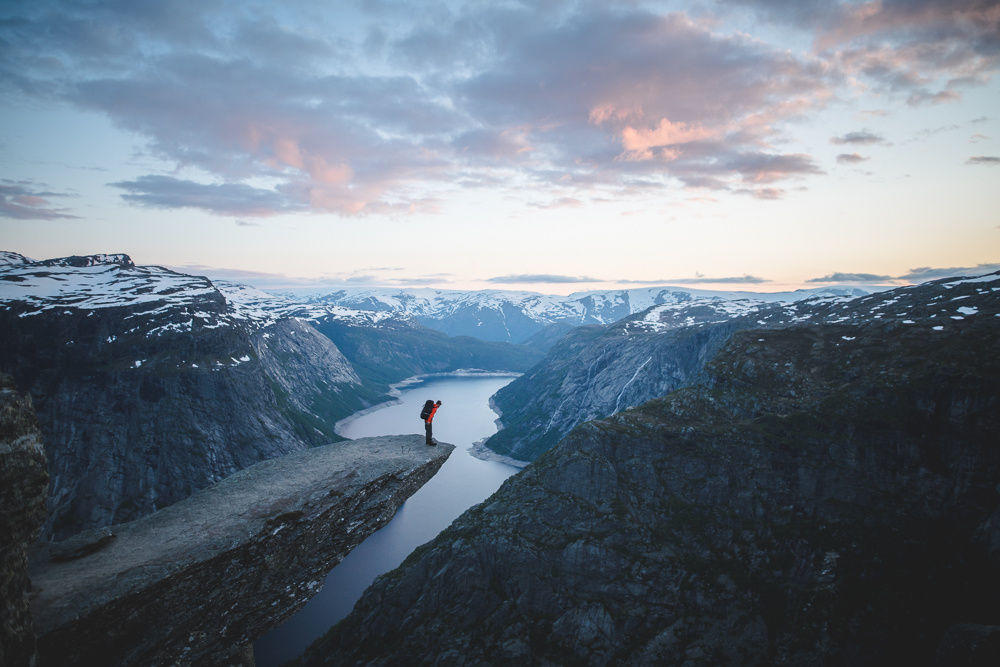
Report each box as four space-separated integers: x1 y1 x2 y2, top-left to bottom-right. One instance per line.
484 271 1000 462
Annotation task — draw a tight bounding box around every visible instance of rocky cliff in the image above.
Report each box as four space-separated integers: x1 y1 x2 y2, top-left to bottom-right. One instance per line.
300 276 999 665
0 375 49 667
29 435 452 666
0 254 377 540
485 273 999 463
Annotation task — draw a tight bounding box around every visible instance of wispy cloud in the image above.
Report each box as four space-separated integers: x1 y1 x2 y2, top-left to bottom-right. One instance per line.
967 156 1000 165
807 271 892 283
0 180 79 220
899 263 1000 281
830 131 886 146
836 153 868 164
110 176 302 216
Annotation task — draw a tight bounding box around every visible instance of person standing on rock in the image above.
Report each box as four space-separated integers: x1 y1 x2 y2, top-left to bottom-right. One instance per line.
420 399 442 446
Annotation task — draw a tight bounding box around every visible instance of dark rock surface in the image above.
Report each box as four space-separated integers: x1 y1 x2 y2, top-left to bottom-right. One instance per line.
29 435 453 666
301 281 999 665
486 272 1000 463
0 374 48 667
486 318 744 462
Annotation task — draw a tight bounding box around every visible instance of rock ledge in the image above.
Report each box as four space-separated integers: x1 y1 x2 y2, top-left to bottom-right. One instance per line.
29 434 452 666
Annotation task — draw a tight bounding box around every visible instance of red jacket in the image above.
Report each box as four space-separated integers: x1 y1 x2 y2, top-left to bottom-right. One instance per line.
425 404 439 423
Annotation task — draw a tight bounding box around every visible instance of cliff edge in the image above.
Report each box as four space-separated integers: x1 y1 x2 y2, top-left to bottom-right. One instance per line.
29 434 453 666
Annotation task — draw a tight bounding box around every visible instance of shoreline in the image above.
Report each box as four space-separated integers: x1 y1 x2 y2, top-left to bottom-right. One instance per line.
465 393 529 468
334 369 522 438
466 437 529 469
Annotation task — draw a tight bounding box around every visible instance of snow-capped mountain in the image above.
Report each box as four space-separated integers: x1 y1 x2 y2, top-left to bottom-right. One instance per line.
0 254 394 339
485 271 1000 462
0 250 34 266
0 253 382 539
283 285 872 343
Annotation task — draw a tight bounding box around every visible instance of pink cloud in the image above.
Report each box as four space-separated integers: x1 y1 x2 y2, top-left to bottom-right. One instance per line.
621 118 718 152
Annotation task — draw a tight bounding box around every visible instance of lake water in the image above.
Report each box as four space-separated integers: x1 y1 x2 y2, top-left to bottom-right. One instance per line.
253 373 521 666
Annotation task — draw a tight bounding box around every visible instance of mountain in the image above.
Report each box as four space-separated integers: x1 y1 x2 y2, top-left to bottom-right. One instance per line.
483 275 991 462
300 273 1000 665
0 251 33 266
278 285 870 344
208 281 545 390
310 317 543 391
0 254 382 540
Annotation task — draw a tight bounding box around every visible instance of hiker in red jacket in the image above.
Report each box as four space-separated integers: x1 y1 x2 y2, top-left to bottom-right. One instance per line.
424 400 442 446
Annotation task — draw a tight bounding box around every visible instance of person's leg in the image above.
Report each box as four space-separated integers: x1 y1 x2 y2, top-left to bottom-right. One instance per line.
425 420 433 445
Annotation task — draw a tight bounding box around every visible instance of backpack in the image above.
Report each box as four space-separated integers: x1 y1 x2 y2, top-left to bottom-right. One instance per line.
419 400 435 421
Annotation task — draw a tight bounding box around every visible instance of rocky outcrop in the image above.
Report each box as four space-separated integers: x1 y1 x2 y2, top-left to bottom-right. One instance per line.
29 435 453 666
485 272 1000 463
301 284 999 664
0 375 48 667
0 255 380 540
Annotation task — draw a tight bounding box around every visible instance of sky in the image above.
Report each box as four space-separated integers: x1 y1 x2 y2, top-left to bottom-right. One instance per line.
1 0 998 293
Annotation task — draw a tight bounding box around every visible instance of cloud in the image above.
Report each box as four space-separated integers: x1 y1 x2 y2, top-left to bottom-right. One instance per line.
836 152 868 164
486 274 602 284
807 271 892 283
0 2 842 216
830 131 885 145
967 156 1000 165
899 263 1000 281
110 175 302 216
3 0 996 218
0 180 79 220
234 219 259 227
723 1 1000 106
809 263 1000 283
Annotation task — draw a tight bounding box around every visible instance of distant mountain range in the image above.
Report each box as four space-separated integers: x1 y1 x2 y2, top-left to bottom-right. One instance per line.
277 284 872 344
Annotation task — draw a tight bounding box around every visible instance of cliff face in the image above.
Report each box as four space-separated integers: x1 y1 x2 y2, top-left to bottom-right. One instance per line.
0 255 376 540
28 435 453 666
302 281 1000 665
0 375 48 667
486 318 744 462
485 272 1000 463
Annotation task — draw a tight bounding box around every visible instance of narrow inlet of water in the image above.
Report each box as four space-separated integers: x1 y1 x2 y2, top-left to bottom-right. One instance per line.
254 373 521 665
